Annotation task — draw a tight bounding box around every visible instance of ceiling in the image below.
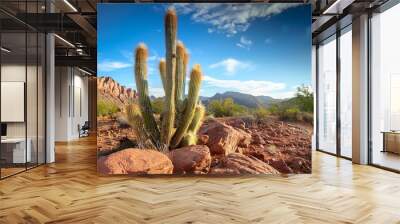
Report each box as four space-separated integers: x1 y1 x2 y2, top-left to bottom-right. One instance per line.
0 0 392 75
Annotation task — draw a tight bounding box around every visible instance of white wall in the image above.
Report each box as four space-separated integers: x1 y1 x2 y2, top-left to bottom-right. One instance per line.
1 63 46 164
54 67 89 141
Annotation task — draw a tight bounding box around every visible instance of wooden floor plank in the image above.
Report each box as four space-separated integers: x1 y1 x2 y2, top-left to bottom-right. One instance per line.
0 136 399 223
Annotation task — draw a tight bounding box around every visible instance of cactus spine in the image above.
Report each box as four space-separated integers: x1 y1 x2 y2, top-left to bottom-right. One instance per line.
132 9 205 151
134 44 160 145
159 59 167 92
170 65 203 148
181 104 206 146
182 49 189 99
188 103 205 134
160 9 177 146
125 103 155 149
175 42 186 115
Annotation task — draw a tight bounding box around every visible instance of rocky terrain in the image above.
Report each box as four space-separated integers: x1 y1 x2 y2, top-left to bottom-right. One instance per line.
97 77 137 108
97 116 312 175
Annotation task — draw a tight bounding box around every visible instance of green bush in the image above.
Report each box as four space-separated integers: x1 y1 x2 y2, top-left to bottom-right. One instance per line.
208 98 248 117
293 84 313 113
97 100 119 117
279 107 300 121
253 107 270 120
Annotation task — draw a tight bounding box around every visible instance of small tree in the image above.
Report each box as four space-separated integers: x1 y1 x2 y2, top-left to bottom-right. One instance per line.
208 98 247 117
294 84 313 113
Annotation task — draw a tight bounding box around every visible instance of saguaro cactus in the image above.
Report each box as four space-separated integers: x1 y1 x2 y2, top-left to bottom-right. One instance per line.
160 9 177 147
134 44 160 146
181 104 206 146
159 59 167 92
170 65 203 148
133 9 205 151
175 42 185 110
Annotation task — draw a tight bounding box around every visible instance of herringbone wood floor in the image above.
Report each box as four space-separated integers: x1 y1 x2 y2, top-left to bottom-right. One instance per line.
0 136 399 224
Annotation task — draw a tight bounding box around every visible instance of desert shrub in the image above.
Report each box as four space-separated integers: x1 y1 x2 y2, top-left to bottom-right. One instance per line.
151 98 164 114
268 104 279 115
279 107 300 121
208 98 248 117
253 107 270 120
97 100 119 117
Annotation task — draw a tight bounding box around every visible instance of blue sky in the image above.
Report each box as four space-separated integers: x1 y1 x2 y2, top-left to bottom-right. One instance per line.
98 3 311 98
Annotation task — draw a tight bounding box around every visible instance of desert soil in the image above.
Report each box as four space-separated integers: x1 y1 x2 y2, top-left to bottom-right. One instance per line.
97 116 312 174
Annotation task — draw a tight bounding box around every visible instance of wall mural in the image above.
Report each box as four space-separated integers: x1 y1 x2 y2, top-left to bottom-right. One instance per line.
97 3 312 175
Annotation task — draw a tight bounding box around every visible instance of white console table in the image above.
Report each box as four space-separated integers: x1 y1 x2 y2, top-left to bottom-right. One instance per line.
1 138 31 163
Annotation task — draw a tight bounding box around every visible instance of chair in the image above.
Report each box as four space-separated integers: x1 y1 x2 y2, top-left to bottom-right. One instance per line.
79 121 90 138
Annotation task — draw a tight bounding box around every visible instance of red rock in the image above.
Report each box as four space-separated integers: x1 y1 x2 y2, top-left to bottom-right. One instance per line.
285 157 311 173
211 153 279 175
169 145 211 174
98 148 173 175
265 158 293 173
225 118 246 130
97 77 137 109
200 120 251 155
252 133 265 145
197 134 209 145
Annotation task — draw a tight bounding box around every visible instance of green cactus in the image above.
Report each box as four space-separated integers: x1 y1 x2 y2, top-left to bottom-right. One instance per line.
160 9 177 147
181 104 206 146
170 65 203 148
159 59 167 92
182 49 189 100
132 9 204 151
188 103 206 134
175 42 186 117
124 103 155 149
134 44 160 146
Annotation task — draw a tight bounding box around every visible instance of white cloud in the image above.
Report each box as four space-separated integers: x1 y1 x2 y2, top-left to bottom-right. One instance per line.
203 75 290 98
209 58 249 74
148 50 161 62
149 87 165 97
98 61 131 72
120 50 133 60
265 38 272 44
236 36 252 49
173 3 300 36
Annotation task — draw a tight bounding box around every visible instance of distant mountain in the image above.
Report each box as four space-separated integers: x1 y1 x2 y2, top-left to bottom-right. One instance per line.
97 76 136 109
97 77 284 110
201 91 282 108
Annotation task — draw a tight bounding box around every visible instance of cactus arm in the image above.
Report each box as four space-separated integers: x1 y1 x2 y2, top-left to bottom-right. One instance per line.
188 103 205 133
182 49 189 99
181 132 197 146
170 64 203 148
160 9 177 147
159 59 167 92
174 42 186 127
134 44 160 145
181 103 206 147
125 103 156 149
175 41 185 112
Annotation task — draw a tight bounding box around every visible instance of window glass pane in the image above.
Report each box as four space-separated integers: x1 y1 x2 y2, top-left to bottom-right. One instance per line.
371 3 400 171
318 35 337 154
27 30 38 169
1 30 27 177
38 32 45 165
340 27 352 158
